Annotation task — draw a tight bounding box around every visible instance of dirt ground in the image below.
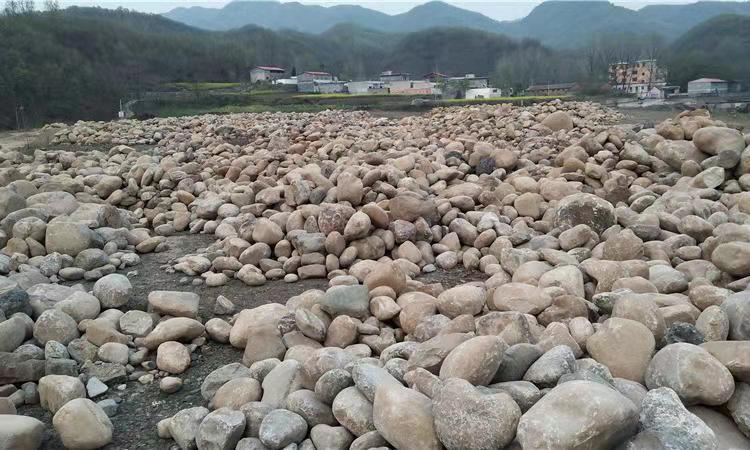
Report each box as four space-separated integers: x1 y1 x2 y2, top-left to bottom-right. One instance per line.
18 232 486 449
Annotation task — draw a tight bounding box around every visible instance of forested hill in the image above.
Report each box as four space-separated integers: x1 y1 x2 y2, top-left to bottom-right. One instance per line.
0 7 559 128
668 14 750 88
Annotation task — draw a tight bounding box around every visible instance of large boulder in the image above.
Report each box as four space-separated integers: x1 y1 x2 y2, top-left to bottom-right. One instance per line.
712 242 750 277
435 284 485 318
33 309 79 345
148 291 199 319
0 188 26 221
541 111 574 131
0 315 27 353
169 406 209 450
45 221 96 256
388 195 439 224
196 407 246 450
586 318 655 384
516 380 639 449
630 387 718 450
433 378 520 450
92 274 132 309
553 193 616 235
0 277 31 317
372 383 440 450
645 343 735 406
320 285 369 320
692 126 746 156
52 398 113 449
258 409 307 449
439 336 506 385
721 291 750 340
39 375 86 413
332 386 375 437
0 415 45 449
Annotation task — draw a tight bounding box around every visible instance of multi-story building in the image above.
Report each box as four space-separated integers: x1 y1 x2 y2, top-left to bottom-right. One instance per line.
608 59 667 95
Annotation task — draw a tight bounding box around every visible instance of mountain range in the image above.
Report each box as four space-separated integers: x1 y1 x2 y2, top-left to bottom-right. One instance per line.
163 0 750 48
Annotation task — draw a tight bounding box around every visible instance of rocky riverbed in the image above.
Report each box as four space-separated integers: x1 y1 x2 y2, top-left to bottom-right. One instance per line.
1 100 750 449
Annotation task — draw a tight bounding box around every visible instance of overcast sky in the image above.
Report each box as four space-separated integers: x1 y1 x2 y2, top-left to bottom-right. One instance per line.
53 0 697 21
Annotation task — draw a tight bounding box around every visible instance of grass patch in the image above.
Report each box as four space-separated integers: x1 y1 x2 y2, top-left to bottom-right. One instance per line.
294 93 389 100
162 82 243 91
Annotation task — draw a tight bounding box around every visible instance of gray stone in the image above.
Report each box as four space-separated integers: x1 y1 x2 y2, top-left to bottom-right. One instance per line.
86 377 108 398
201 363 253 401
285 389 336 428
635 387 718 450
372 383 440 450
351 364 401 403
721 292 750 340
314 368 353 405
320 285 369 320
92 273 132 308
554 193 616 235
434 378 520 450
170 406 210 450
516 380 639 449
0 414 44 449
523 345 576 387
493 343 543 383
310 424 354 450
0 277 31 317
727 382 750 439
97 398 119 417
645 343 735 406
52 399 113 450
259 409 308 449
0 315 27 353
33 309 79 345
196 407 246 450
331 386 375 437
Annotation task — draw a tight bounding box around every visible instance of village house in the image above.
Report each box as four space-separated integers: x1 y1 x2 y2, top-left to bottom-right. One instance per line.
465 87 502 99
345 81 387 95
686 78 740 95
297 71 346 94
642 85 680 99
249 66 285 84
448 74 489 89
608 59 667 95
388 80 438 95
423 72 448 83
525 82 579 96
380 71 410 83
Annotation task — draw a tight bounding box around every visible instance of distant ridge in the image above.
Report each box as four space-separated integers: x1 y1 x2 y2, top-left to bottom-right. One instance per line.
163 0 750 49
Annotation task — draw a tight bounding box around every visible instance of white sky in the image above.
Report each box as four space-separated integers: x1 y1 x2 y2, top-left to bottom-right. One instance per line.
53 0 701 21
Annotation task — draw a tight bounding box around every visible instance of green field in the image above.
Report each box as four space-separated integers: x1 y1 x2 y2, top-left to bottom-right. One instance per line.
293 93 423 100
162 82 243 91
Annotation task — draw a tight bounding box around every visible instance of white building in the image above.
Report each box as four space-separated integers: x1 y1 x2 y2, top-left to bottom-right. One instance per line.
688 78 729 95
465 88 502 99
346 81 385 94
274 77 298 86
